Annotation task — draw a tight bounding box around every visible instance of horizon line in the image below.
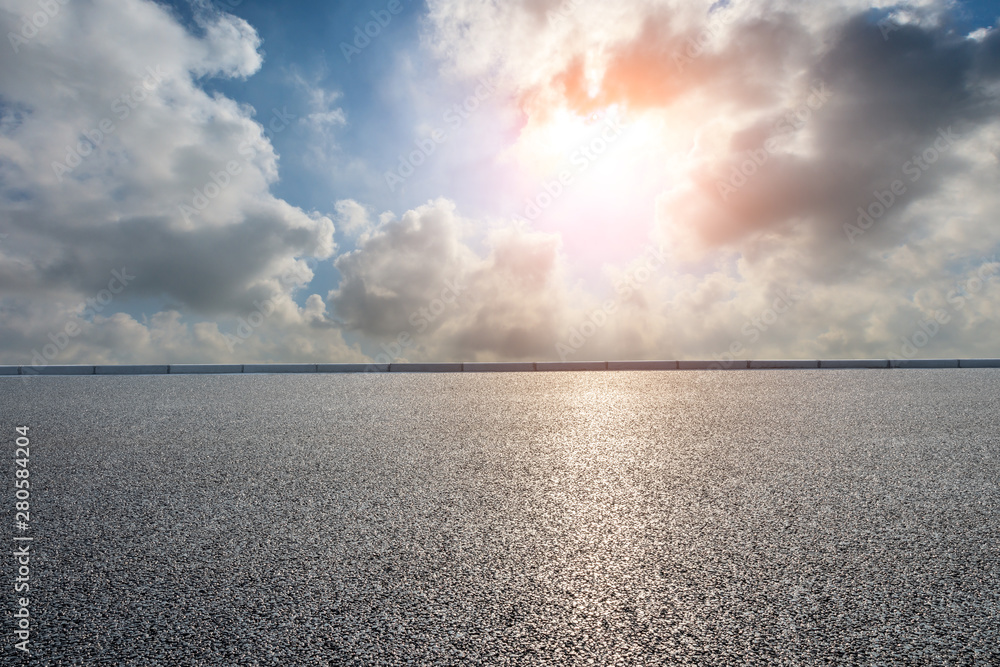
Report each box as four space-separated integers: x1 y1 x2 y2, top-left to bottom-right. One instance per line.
3 359 1000 376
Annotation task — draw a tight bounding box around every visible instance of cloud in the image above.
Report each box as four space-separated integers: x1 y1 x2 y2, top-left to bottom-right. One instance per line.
192 3 265 79
329 198 478 339
653 11 1000 262
329 198 570 361
0 0 353 363
411 0 1000 360
292 71 348 135
425 1 999 250
333 199 373 237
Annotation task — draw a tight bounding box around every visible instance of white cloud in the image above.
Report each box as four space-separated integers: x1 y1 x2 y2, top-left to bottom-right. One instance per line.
193 5 265 79
333 199 373 237
0 0 353 363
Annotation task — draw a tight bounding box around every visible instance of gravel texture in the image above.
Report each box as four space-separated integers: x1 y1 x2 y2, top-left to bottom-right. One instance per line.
2 370 999 665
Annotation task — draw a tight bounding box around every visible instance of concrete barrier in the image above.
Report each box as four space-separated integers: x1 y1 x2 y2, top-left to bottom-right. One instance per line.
678 360 749 370
390 363 464 373
170 364 244 374
890 359 959 369
96 365 170 375
3 359 998 376
242 364 317 374
20 365 95 375
819 359 890 369
607 361 678 371
749 360 820 369
536 362 607 372
463 362 536 372
959 359 1000 368
318 363 389 373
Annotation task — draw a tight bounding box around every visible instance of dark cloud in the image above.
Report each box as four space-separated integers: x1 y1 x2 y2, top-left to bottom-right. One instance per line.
329 200 567 361
329 200 472 338
2 211 325 315
662 11 999 258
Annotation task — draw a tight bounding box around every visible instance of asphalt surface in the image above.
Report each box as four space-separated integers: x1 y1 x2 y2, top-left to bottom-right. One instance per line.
2 370 998 665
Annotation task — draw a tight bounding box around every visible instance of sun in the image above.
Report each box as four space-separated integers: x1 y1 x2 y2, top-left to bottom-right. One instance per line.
506 103 656 205
505 102 691 263
507 105 622 176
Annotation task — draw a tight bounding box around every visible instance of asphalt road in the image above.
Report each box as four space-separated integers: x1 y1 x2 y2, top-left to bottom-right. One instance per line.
2 370 998 665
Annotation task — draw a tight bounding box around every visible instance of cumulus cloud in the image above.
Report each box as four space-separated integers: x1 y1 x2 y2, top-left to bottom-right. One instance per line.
329 199 570 361
333 199 373 237
0 0 354 363
414 0 1000 360
192 4 265 79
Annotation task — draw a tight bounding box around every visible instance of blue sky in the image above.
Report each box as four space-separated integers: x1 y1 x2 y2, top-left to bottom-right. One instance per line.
177 0 511 218
1 0 999 364
179 0 1000 214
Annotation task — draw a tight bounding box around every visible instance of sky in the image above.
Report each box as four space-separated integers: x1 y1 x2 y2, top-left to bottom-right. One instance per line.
1 0 999 365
